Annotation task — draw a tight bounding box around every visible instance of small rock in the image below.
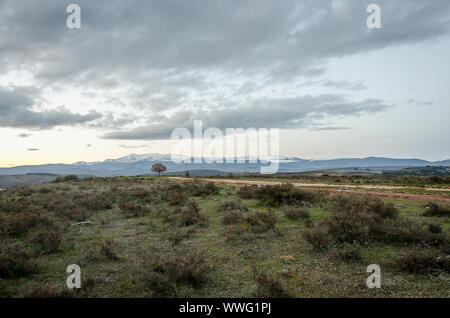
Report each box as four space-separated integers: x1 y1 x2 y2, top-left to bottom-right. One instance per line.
76 221 92 225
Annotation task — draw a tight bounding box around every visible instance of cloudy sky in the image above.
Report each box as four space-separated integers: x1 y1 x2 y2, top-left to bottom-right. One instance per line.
1 0 450 166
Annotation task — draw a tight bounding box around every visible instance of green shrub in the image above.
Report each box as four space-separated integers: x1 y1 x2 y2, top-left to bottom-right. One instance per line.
238 184 315 206
218 200 248 213
246 210 278 233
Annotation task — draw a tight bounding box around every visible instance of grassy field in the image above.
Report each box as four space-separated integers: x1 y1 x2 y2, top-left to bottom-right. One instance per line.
0 176 449 298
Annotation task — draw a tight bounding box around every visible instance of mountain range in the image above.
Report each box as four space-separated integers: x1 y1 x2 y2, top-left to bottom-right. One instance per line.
1 153 449 177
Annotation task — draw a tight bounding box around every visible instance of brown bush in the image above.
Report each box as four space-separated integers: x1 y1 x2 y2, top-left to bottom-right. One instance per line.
222 210 246 226
79 193 114 211
143 249 213 296
329 243 362 262
83 239 120 262
253 267 292 298
29 226 63 253
178 201 207 227
395 248 450 274
0 241 37 278
0 210 53 237
166 190 187 206
302 226 331 251
246 210 278 233
100 238 120 261
119 201 151 218
167 227 196 246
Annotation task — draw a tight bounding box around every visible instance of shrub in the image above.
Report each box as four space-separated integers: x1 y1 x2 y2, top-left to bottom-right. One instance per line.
178 201 207 227
166 190 187 206
142 271 178 297
238 184 315 206
100 238 120 261
84 239 120 262
329 243 362 262
253 267 292 298
218 200 248 213
119 201 151 218
423 202 449 217
303 226 331 251
167 227 196 246
428 222 443 234
326 195 401 244
246 210 277 233
0 210 53 237
0 241 37 278
143 250 213 296
222 210 246 226
29 226 63 253
21 285 75 298
395 248 450 274
237 185 260 200
283 205 311 220
79 193 114 211
55 175 79 183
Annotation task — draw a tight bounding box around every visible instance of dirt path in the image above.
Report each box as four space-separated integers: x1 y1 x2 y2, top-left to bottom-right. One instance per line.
169 177 450 204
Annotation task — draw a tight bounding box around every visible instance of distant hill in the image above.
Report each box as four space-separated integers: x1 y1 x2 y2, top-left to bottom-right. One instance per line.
0 154 449 179
383 166 450 175
0 174 59 189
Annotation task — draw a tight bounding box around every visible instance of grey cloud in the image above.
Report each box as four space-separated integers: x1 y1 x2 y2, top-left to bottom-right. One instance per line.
1 1 448 133
102 95 390 140
1 1 449 86
27 148 39 151
18 133 32 138
0 87 102 129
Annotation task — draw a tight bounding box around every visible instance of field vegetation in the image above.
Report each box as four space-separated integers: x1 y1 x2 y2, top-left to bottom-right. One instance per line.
0 176 449 297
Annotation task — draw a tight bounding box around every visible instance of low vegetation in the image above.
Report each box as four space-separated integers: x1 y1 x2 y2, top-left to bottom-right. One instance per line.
0 176 448 297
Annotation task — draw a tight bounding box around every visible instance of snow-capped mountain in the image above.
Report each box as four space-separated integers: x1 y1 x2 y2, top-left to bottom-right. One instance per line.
0 154 449 177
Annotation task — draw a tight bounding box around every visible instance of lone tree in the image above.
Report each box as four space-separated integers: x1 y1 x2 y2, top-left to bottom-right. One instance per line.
151 163 167 176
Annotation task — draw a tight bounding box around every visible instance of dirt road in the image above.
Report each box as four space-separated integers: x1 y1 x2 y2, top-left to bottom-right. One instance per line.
169 177 450 204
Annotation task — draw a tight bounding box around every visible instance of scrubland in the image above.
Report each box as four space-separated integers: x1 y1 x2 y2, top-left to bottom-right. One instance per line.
0 176 449 298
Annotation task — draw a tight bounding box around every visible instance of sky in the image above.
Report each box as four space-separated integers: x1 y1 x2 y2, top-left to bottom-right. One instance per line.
1 0 450 167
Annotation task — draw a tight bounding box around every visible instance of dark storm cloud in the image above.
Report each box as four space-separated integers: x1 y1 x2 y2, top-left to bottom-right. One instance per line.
1 0 449 135
102 95 390 140
0 87 102 129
